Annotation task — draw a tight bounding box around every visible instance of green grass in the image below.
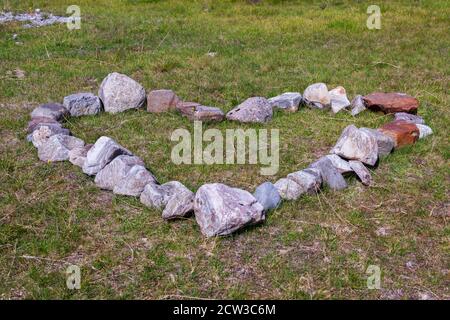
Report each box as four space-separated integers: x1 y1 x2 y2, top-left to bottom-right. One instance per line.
0 0 449 299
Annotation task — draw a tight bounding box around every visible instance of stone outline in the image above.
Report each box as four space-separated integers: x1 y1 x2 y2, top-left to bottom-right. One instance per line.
26 75 433 237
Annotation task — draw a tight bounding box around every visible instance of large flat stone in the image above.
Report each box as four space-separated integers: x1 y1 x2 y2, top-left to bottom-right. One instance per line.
363 92 419 114
194 183 265 237
226 97 273 123
178 102 225 122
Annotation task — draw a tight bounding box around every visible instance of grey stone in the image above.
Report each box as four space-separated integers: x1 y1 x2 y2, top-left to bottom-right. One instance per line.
329 86 350 113
194 183 265 237
29 124 70 148
268 92 302 112
274 178 304 200
27 117 62 133
69 144 93 167
303 83 331 109
162 186 195 220
113 165 157 197
360 128 395 157
350 95 367 116
0 11 69 28
178 103 225 122
98 72 146 113
325 154 353 174
82 136 132 175
331 125 378 166
349 160 372 186
37 134 84 162
253 182 281 212
94 155 144 190
309 157 347 191
394 112 425 124
30 103 69 121
63 92 102 116
416 124 433 139
140 181 190 209
287 169 322 194
226 97 273 123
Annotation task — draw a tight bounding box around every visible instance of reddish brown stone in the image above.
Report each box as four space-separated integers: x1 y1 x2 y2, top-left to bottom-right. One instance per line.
363 92 419 114
147 89 180 113
378 120 419 148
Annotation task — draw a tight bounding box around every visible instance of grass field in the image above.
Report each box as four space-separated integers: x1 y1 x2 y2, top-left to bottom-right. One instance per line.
0 0 448 299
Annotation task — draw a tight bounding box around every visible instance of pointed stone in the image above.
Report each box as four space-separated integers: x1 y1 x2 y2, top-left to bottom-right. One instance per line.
331 125 378 166
309 157 347 191
303 83 331 109
360 128 395 157
350 95 367 116
325 154 353 173
162 187 194 220
95 155 145 190
113 165 157 197
349 160 372 186
416 124 433 139
329 86 350 113
394 112 424 124
98 72 146 113
82 136 132 175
